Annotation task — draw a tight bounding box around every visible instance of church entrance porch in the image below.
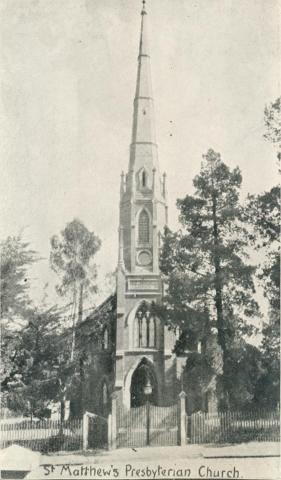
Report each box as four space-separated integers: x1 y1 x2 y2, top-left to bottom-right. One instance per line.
114 358 179 448
130 358 158 407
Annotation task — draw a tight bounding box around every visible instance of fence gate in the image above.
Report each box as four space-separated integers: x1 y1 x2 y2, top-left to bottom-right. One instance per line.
116 403 178 448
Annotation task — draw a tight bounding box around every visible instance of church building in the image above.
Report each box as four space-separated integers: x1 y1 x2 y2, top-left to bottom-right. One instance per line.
70 1 218 420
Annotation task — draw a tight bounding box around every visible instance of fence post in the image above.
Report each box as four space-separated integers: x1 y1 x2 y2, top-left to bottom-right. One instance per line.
82 412 89 451
178 391 187 446
111 393 117 450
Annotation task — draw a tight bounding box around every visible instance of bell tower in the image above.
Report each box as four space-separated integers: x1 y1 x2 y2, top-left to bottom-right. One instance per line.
115 1 171 408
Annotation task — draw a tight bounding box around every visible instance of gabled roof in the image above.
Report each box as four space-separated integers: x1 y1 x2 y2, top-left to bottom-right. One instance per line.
77 294 116 334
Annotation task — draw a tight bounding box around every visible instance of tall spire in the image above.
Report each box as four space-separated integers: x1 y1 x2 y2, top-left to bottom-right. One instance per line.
128 0 160 194
132 0 154 137
139 1 148 58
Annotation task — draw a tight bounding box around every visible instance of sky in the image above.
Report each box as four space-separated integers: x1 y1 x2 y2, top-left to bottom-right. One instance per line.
0 0 279 311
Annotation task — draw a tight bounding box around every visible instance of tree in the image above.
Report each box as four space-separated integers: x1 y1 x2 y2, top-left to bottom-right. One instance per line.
242 97 281 407
1 301 86 422
160 149 259 407
0 235 37 323
245 186 280 407
246 186 280 311
1 306 60 419
49 219 101 419
0 235 38 415
50 219 101 359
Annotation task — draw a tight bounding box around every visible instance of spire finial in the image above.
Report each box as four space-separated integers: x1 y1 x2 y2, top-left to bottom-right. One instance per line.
141 0 147 15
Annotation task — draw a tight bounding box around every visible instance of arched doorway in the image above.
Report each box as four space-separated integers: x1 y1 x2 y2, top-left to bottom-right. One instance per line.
130 358 158 407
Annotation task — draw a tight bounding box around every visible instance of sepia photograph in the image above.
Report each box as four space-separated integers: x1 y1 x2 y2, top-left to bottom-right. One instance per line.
0 0 280 479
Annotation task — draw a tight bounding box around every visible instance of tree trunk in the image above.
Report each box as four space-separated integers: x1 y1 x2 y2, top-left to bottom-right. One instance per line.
78 283 84 324
211 191 228 405
70 287 77 361
59 399 65 434
70 282 84 361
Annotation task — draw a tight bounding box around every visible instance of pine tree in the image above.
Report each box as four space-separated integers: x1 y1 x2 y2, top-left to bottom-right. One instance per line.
160 149 259 405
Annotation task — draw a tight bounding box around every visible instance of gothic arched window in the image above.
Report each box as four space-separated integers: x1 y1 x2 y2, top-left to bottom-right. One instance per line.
135 303 156 348
138 210 149 243
142 170 147 187
148 317 156 347
102 382 108 406
102 327 109 350
100 381 109 415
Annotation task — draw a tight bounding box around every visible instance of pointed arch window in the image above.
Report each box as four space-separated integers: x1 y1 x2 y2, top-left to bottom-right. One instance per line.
135 303 156 348
102 382 108 406
142 170 147 187
102 327 109 350
100 381 109 415
138 209 149 243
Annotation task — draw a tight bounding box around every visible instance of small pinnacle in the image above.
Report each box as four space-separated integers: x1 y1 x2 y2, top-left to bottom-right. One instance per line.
141 0 147 15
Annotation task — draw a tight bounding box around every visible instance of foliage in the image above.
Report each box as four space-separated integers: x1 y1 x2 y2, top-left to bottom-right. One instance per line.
50 219 101 299
1 303 86 420
0 235 37 322
255 318 280 408
50 218 101 358
225 343 263 410
251 98 281 407
1 221 103 420
1 307 59 418
184 342 263 412
0 234 39 416
0 234 69 419
160 149 259 405
246 186 280 311
264 97 281 163
245 185 280 407
246 186 280 245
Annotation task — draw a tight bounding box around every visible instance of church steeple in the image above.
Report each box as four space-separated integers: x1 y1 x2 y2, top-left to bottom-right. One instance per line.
115 1 171 411
128 0 160 195
118 0 167 275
